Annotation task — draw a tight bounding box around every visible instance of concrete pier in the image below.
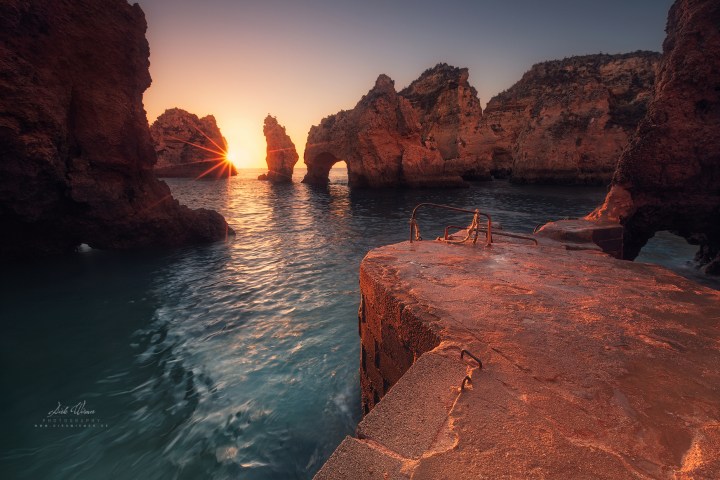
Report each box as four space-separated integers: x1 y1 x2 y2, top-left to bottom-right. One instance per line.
316 239 720 479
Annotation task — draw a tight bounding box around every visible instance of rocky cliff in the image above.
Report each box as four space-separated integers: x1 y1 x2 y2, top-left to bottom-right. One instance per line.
589 0 720 273
480 52 660 184
260 115 298 182
305 55 659 188
399 64 488 180
0 0 230 258
303 75 464 188
150 108 236 178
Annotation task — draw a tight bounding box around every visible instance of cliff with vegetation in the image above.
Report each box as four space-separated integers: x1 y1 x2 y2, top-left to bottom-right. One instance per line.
0 0 230 258
150 108 236 178
479 52 660 184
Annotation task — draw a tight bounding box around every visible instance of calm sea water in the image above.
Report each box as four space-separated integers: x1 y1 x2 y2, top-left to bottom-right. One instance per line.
1 168 713 480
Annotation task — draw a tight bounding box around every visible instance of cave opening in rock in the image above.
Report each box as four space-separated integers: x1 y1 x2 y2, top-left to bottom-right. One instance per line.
634 230 699 270
490 147 513 178
305 151 352 186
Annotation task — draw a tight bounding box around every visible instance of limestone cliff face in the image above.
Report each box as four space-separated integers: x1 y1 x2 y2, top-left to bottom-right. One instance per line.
150 108 236 178
399 64 488 180
260 115 298 182
480 52 660 184
590 0 720 273
303 75 464 188
0 0 230 258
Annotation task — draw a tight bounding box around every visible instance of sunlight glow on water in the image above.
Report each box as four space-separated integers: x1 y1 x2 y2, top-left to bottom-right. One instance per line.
1 168 712 479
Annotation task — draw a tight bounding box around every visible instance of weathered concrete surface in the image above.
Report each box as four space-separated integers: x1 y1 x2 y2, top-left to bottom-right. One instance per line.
325 240 720 479
358 351 468 459
314 437 406 480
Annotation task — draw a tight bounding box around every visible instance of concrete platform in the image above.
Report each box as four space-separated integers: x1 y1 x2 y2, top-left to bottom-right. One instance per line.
317 239 720 479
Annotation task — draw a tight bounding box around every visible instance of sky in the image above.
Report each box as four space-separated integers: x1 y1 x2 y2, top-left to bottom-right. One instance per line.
136 0 674 169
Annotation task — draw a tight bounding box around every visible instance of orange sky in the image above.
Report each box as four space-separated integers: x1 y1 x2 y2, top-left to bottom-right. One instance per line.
138 0 672 169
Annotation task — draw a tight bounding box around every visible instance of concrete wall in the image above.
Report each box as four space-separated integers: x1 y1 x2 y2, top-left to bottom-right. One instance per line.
358 261 441 414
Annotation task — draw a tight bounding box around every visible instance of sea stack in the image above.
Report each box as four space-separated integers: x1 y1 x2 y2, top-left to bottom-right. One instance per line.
589 0 720 273
260 115 298 182
0 0 231 258
150 108 237 178
399 64 488 180
478 52 660 184
303 75 462 188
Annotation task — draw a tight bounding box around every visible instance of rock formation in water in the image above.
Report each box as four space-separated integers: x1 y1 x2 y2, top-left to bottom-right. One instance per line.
150 108 236 178
588 0 720 273
478 52 660 184
259 115 298 182
304 55 659 188
399 64 489 180
0 0 231 258
303 75 463 188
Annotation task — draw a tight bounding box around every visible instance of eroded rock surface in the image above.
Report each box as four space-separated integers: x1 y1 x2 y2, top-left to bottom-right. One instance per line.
260 115 298 182
303 75 463 188
399 64 488 180
0 0 230 258
150 108 236 178
589 0 720 272
479 52 659 184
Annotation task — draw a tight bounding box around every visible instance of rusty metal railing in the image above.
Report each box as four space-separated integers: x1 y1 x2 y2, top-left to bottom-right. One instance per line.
409 203 492 246
409 203 538 247
443 226 538 246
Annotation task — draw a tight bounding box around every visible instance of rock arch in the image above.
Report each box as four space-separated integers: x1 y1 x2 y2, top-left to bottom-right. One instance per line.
302 151 342 186
302 75 464 189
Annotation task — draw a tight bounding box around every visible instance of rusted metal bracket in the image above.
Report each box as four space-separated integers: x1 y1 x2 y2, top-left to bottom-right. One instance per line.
461 349 483 369
460 349 482 391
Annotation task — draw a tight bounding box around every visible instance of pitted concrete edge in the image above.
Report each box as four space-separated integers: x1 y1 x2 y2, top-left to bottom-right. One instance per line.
314 436 407 480
356 350 471 460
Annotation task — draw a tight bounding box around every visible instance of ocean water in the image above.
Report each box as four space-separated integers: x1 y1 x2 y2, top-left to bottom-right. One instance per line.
1 168 714 480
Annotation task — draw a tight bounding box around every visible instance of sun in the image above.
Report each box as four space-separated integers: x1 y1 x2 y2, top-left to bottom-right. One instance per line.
224 149 239 168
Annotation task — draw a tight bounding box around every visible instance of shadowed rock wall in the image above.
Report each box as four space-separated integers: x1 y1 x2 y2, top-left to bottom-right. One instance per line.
590 0 720 273
0 0 230 258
